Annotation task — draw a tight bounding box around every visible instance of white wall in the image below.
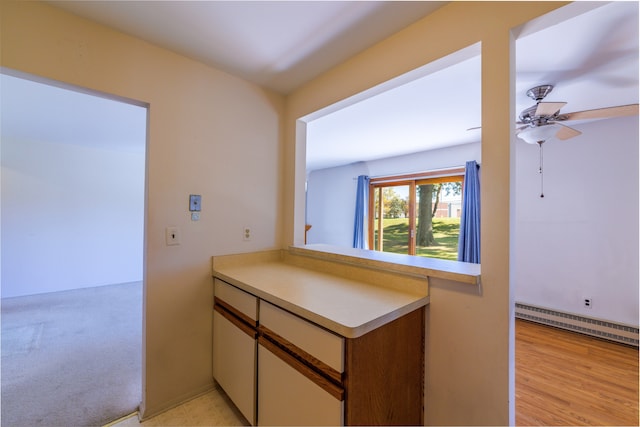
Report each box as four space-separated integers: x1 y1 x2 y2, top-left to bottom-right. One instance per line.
513 115 639 326
306 142 481 247
306 162 368 247
1 132 145 298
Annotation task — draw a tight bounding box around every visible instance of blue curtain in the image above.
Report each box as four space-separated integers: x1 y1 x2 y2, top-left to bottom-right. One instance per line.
353 175 370 249
458 161 480 263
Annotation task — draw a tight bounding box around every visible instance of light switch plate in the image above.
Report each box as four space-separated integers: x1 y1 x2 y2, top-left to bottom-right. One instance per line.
189 194 201 212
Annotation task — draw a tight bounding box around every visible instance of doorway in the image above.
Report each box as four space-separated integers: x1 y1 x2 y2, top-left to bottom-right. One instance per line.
0 70 147 425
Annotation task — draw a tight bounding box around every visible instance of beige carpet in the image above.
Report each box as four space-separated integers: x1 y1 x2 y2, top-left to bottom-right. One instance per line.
1 282 142 426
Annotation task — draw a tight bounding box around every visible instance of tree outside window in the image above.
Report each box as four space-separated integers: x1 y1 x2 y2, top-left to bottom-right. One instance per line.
370 170 463 261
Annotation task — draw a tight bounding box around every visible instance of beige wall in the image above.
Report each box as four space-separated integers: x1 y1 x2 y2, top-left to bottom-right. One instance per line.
2 0 572 424
1 0 284 418
284 2 567 425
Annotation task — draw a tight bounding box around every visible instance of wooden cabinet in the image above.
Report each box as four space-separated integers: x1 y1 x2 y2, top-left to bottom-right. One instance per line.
343 306 425 425
213 278 425 426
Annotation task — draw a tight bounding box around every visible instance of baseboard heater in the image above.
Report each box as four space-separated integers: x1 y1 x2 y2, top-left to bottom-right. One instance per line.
515 302 639 347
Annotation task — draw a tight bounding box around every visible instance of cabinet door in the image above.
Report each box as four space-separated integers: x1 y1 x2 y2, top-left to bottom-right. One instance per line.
213 310 256 425
257 342 343 426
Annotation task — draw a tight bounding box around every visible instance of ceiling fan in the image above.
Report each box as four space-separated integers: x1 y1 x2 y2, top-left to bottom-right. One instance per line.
466 84 638 197
515 84 638 144
515 84 638 197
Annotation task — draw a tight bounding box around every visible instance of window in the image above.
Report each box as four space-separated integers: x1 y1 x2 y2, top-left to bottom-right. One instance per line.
369 168 464 260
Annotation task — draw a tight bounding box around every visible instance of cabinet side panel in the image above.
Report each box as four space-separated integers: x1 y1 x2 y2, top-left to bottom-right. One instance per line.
344 307 425 426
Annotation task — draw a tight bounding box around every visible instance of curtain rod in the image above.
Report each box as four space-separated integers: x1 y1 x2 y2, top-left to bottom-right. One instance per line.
353 164 475 180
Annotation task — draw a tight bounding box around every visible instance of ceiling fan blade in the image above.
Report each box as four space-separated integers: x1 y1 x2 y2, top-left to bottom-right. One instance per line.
562 104 639 121
535 102 567 116
554 123 582 140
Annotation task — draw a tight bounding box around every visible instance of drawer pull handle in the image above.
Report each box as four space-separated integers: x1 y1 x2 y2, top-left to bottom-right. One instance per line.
214 301 257 339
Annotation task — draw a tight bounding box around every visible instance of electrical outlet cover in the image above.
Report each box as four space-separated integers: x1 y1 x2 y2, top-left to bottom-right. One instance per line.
166 227 180 245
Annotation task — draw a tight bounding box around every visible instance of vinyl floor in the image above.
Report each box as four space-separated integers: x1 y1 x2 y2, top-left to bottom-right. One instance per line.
107 387 247 427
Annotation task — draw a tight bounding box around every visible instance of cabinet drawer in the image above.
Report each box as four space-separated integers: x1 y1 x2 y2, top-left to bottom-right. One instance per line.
214 278 258 322
259 301 344 373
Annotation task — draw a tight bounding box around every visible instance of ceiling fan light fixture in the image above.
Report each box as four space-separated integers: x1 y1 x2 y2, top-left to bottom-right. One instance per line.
526 84 554 102
517 123 561 144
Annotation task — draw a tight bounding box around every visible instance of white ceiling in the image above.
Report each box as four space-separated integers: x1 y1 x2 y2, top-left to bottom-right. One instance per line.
2 1 638 172
48 0 447 94
306 47 482 170
306 1 639 170
1 73 147 153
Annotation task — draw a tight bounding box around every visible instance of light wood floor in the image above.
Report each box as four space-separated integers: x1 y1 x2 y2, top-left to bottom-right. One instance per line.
516 319 639 426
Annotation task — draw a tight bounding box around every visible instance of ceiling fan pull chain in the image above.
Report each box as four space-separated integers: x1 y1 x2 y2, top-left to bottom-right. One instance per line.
538 141 544 198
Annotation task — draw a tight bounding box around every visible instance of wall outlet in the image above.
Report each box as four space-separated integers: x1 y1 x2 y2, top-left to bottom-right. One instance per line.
166 227 180 246
583 297 593 309
243 226 252 241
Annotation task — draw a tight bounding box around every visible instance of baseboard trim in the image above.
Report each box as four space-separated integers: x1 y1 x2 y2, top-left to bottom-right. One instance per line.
102 411 139 427
138 383 215 422
515 302 639 347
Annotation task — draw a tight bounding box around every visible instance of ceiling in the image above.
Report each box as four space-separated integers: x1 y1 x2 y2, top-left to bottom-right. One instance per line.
1 73 148 153
307 1 639 170
48 0 447 94
2 1 638 172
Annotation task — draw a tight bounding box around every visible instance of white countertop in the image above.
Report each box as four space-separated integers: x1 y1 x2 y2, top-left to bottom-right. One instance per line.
213 257 429 338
